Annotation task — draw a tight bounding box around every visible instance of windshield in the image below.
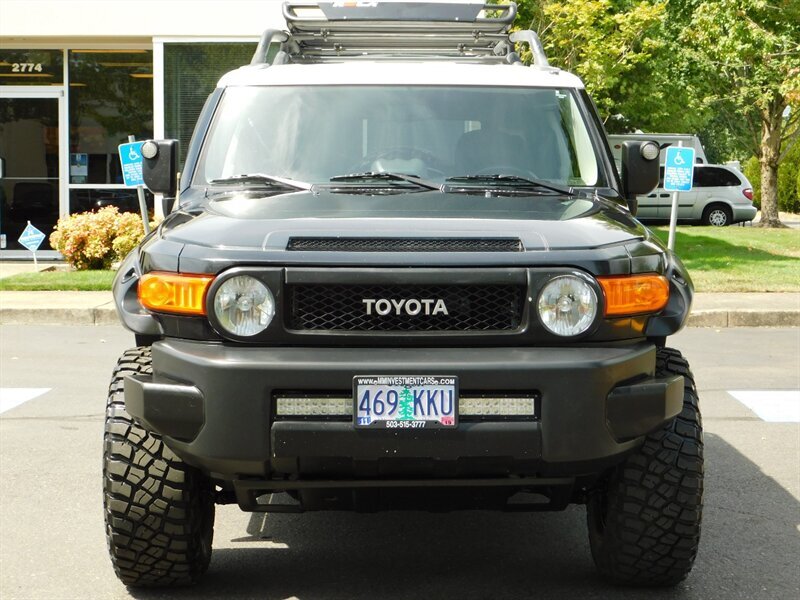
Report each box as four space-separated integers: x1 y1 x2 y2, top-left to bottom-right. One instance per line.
197 86 602 188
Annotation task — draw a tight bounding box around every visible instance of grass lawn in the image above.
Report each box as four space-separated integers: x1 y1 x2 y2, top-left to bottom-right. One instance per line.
0 269 116 291
651 226 800 292
0 227 797 293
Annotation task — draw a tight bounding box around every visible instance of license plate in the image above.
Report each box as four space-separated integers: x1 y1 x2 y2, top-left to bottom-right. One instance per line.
353 376 458 429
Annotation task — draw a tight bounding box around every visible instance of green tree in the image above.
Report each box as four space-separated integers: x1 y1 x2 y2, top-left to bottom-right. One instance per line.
513 0 800 208
797 157 800 201
397 388 415 421
778 136 800 214
741 142 800 214
683 0 800 227
516 0 663 129
743 156 762 205
514 0 711 134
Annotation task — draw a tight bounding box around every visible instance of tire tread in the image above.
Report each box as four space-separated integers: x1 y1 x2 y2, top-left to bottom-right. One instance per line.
103 347 214 587
588 347 703 586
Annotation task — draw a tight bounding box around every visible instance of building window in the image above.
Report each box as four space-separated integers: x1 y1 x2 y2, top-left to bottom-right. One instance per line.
164 43 256 164
68 50 153 185
0 49 63 86
69 188 153 215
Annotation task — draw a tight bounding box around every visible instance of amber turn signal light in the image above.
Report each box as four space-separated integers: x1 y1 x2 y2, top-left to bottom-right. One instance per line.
598 274 670 317
138 272 215 316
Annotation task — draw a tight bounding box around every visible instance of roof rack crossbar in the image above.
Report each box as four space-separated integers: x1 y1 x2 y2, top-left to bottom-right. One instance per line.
290 32 508 42
251 3 550 67
290 55 514 63
292 33 506 53
283 2 516 30
298 46 500 57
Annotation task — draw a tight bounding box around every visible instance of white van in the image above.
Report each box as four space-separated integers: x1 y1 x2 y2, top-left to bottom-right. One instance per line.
636 163 757 226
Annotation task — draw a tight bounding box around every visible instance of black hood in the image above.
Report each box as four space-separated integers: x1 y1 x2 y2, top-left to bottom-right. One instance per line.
160 189 648 252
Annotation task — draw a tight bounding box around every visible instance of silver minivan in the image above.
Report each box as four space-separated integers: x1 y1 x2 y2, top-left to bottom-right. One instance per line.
636 164 757 226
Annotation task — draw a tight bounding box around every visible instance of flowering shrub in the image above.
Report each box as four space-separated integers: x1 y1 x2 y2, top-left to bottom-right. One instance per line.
49 206 149 270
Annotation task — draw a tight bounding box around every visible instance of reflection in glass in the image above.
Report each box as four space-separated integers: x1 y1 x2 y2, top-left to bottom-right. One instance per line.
0 98 60 250
164 43 256 165
0 49 64 86
68 50 153 184
69 188 153 216
199 86 602 187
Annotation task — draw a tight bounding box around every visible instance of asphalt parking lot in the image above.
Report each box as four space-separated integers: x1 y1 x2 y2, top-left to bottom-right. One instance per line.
1 325 798 599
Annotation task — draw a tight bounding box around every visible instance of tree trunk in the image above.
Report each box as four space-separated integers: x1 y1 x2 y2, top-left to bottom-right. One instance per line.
757 111 783 228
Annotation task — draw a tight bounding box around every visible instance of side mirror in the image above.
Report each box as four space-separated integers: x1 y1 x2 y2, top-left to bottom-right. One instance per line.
621 141 660 214
141 139 179 199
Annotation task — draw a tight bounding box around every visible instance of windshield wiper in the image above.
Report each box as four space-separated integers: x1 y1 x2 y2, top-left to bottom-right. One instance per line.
444 174 587 198
209 173 312 191
328 171 441 191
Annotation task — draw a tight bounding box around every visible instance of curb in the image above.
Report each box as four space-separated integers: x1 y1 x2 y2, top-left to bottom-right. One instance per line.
687 310 800 328
0 307 797 327
0 307 118 326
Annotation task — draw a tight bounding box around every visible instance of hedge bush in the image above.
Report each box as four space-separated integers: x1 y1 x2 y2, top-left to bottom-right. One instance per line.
743 146 800 214
49 206 149 270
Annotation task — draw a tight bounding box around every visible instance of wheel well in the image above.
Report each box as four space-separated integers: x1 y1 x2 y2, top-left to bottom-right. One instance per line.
702 201 732 216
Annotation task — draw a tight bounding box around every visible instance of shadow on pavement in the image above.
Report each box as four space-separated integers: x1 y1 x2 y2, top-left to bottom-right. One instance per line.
127 432 799 600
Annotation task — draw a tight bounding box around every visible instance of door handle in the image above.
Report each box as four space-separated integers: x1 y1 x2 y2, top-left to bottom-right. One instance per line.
647 194 656 198
660 193 671 197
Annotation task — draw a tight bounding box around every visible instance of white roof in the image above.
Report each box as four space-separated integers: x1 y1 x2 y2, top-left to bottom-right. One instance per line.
218 61 585 89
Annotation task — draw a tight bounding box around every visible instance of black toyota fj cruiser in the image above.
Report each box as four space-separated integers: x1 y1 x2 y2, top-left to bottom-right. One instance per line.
104 1 702 588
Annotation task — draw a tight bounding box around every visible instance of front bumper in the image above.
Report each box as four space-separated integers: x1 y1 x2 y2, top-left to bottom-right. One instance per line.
125 340 683 487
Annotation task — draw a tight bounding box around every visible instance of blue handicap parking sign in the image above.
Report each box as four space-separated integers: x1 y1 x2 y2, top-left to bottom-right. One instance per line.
18 222 46 252
663 146 696 192
118 142 145 187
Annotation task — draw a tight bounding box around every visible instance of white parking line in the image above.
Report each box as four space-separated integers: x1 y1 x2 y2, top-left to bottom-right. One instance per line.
0 388 52 415
729 390 800 423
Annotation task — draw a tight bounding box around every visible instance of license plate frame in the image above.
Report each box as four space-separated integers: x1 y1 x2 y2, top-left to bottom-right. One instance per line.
353 375 459 429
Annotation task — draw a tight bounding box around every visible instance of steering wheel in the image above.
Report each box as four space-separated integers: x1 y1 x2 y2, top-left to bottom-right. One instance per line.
356 146 448 178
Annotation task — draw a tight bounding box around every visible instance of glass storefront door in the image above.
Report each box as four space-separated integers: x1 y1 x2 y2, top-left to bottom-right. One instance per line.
0 90 63 253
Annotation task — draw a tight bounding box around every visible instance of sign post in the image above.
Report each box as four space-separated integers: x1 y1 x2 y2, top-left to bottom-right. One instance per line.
663 143 696 251
18 221 46 268
118 136 151 235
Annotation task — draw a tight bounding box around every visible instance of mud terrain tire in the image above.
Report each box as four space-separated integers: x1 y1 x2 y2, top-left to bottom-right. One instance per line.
103 347 214 587
587 347 703 586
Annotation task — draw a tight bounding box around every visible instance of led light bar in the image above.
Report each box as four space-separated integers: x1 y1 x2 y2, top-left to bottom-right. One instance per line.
459 396 536 416
275 396 536 417
276 396 353 417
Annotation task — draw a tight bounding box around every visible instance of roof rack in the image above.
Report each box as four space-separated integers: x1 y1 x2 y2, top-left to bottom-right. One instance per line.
251 2 550 67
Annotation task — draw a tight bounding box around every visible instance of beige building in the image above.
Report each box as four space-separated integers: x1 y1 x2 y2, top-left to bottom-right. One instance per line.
0 0 283 256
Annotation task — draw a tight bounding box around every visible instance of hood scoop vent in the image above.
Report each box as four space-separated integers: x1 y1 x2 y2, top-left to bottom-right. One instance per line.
286 237 523 253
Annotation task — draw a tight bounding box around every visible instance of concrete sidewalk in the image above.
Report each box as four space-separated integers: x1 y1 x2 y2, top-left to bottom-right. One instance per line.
0 290 797 327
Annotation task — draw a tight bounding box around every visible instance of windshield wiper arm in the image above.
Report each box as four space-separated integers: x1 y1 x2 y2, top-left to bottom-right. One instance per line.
209 173 312 191
328 171 441 191
444 174 587 198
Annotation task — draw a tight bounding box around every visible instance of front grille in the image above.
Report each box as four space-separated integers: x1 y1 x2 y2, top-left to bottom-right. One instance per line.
287 284 525 331
286 237 523 252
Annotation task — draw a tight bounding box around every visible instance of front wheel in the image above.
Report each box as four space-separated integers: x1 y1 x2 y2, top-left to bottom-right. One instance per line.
587 347 703 586
103 347 215 587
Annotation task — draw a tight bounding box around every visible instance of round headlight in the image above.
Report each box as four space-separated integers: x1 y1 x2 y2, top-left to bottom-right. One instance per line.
213 275 275 337
537 275 598 336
